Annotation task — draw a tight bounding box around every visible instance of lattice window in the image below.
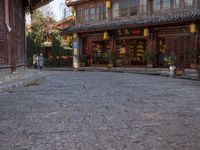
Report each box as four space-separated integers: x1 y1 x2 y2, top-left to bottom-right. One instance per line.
0 1 4 27
139 0 147 14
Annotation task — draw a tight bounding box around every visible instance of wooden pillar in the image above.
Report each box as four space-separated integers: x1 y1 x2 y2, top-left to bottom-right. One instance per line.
7 0 16 72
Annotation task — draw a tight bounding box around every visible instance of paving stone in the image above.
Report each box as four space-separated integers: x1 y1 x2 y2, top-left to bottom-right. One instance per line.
0 71 200 150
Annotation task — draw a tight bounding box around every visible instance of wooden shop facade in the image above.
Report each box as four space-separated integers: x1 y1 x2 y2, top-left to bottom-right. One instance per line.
0 0 52 74
64 0 200 68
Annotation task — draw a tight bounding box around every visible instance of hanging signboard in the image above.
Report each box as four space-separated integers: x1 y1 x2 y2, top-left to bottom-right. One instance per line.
116 28 144 37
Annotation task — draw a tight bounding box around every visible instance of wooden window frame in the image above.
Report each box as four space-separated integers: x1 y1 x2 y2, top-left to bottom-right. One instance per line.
96 5 103 22
102 4 108 21
129 0 138 17
112 0 120 20
152 0 171 14
139 0 147 15
173 0 183 10
0 0 4 28
183 0 195 9
119 0 128 18
89 7 95 22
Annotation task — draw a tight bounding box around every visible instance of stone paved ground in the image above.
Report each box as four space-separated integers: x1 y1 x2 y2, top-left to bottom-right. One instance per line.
0 71 200 150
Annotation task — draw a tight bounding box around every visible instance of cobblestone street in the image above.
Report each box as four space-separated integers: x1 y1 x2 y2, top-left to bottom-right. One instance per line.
0 71 200 150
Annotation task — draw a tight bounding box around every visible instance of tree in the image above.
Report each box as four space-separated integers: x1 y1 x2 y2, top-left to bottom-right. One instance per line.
26 10 55 58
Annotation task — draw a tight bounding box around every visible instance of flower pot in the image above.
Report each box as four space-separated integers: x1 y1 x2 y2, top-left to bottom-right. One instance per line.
190 64 197 69
80 62 86 67
107 63 113 69
147 63 153 68
169 66 176 77
175 68 184 76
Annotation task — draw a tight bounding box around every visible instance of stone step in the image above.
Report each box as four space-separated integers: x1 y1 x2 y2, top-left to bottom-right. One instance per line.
0 69 46 93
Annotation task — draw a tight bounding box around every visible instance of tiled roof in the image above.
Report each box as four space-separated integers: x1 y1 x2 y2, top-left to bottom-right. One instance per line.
25 0 53 11
62 10 200 34
66 0 90 6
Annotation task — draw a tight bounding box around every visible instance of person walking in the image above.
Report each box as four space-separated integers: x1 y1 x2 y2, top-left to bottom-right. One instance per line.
38 53 44 70
33 54 38 69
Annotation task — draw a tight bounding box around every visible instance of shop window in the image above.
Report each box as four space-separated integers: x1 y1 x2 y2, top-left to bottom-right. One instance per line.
119 0 128 18
112 2 120 19
184 0 194 8
153 0 161 12
89 7 95 22
130 0 137 16
173 0 181 9
139 0 147 14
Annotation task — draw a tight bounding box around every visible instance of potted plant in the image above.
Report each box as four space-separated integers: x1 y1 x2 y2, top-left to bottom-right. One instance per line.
123 53 130 65
164 54 176 77
102 51 114 68
188 48 198 69
79 54 87 67
143 50 156 68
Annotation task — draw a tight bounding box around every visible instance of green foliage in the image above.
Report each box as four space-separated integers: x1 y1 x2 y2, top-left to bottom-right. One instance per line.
79 54 87 64
143 50 156 64
26 10 55 58
44 57 73 67
102 51 115 64
197 65 200 70
51 31 62 57
164 55 176 66
188 48 198 64
27 58 33 67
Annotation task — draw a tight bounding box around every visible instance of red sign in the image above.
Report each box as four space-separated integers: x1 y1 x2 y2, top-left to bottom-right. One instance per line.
132 30 141 34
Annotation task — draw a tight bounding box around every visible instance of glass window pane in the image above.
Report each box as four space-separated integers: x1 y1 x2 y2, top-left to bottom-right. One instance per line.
84 9 89 22
184 0 193 7
103 5 108 20
96 6 102 21
120 0 128 17
130 0 137 16
163 0 170 10
112 2 120 19
139 0 147 14
174 0 181 9
153 0 161 12
89 7 95 22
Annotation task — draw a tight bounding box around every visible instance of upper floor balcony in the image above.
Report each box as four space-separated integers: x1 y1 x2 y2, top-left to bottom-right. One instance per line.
66 0 199 26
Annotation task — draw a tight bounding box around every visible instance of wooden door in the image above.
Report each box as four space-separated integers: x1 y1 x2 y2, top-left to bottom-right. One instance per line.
14 0 25 65
166 36 191 68
0 0 7 66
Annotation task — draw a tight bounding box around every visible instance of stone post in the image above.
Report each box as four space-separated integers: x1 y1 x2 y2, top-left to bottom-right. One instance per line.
72 33 80 68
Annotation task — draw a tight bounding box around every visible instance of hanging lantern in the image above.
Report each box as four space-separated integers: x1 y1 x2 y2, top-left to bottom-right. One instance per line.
106 0 111 8
190 23 196 33
144 28 149 37
66 36 71 43
103 31 109 40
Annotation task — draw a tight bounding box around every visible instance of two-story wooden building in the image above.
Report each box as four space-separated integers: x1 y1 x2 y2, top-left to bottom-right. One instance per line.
0 0 52 74
64 0 200 68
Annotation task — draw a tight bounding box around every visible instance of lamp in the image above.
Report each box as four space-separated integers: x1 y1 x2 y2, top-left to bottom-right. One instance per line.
106 0 111 8
103 31 109 40
190 23 196 33
144 28 149 37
